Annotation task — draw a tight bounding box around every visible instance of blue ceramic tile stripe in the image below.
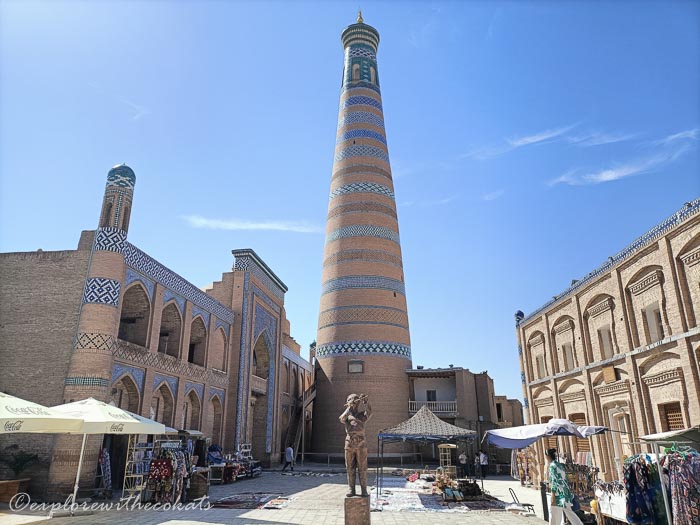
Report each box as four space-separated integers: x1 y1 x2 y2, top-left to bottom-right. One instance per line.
235 273 251 449
337 111 385 130
344 96 382 111
337 129 386 145
326 225 400 245
321 275 405 296
316 340 411 359
65 377 109 387
335 145 390 163
125 268 155 301
330 182 394 200
112 363 145 394
123 242 234 324
153 373 179 397
83 277 121 307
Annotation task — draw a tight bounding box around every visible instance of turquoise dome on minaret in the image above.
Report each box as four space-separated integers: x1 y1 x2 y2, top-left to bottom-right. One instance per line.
106 163 136 189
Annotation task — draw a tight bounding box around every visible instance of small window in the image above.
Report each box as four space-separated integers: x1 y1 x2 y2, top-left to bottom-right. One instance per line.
370 66 376 84
496 403 503 422
536 356 546 378
348 360 364 374
660 402 684 431
643 303 665 343
352 63 360 81
598 326 614 359
562 343 575 370
426 390 437 402
101 201 113 228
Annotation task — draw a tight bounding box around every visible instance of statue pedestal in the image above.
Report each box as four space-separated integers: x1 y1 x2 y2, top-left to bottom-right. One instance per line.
344 495 370 525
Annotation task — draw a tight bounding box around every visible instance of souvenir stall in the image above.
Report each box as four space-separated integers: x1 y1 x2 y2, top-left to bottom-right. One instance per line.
209 443 262 485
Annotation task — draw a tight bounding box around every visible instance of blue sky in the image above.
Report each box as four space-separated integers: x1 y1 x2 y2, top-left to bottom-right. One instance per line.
1 1 698 401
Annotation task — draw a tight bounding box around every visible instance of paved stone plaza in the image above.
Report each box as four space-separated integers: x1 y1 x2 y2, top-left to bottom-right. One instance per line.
0 472 544 525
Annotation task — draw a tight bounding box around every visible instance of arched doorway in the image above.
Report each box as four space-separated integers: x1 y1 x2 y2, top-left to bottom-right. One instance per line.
158 302 182 358
188 317 207 366
251 334 270 459
109 375 141 489
150 383 175 427
206 396 223 445
182 390 201 431
111 375 140 413
118 285 151 347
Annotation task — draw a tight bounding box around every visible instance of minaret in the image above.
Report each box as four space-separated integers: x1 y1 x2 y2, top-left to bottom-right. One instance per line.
47 164 135 497
312 14 412 454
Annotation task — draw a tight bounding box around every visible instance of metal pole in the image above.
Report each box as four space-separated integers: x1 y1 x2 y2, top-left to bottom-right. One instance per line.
540 481 549 522
71 433 88 513
301 411 305 466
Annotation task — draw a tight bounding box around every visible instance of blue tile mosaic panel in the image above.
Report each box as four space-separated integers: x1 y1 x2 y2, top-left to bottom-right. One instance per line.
74 332 116 352
252 303 278 454
125 269 155 301
209 386 225 401
337 129 386 145
343 96 383 111
253 285 281 314
191 305 211 325
82 277 120 307
93 227 127 253
321 275 405 296
123 242 234 324
153 373 179 396
337 111 385 130
347 45 377 60
335 145 390 163
316 340 411 359
233 253 286 301
214 317 230 335
163 289 186 315
184 381 204 400
235 274 251 449
326 224 400 244
65 377 110 387
106 169 135 189
330 182 394 200
112 363 145 394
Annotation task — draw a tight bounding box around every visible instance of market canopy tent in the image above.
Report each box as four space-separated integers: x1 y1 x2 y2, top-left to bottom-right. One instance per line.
51 398 166 506
378 405 478 443
483 418 607 449
0 392 83 434
640 425 700 444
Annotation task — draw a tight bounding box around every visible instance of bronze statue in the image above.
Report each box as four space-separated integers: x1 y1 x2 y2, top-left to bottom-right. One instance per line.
339 393 372 497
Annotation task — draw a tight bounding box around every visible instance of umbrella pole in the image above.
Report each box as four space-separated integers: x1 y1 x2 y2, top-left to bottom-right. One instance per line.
71 434 87 513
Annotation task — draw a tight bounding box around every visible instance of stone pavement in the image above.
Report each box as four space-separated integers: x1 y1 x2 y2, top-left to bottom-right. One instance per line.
0 472 543 525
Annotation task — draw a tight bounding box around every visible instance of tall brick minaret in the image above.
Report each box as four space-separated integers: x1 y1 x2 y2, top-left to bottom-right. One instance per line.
48 164 135 497
312 13 412 454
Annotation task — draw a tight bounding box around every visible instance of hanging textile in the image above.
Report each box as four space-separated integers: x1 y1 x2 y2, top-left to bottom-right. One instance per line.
624 456 668 525
98 447 112 491
666 451 700 525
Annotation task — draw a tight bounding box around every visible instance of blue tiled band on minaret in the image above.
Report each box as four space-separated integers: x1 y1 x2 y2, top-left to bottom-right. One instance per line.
326 225 400 244
321 275 405 295
330 182 394 200
316 340 411 359
337 129 387 144
343 96 383 111
337 111 385 130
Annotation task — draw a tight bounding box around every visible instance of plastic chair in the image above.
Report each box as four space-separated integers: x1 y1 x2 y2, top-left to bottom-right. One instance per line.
509 487 535 513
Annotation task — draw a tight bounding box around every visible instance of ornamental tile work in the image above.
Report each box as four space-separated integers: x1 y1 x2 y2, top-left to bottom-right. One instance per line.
344 96 382 111
112 362 146 394
153 373 179 396
332 164 391 181
334 145 390 163
326 225 400 245
233 251 286 301
214 317 230 335
125 269 155 301
337 111 385 130
323 249 403 268
123 242 234 324
74 332 116 352
191 305 211 325
347 45 377 59
252 303 278 454
337 129 387 145
209 386 225 401
318 306 409 329
82 277 121 307
321 275 405 295
235 273 250 449
106 165 136 189
329 182 394 200
316 340 411 359
93 227 127 253
64 377 110 387
163 289 186 315
253 285 281 314
184 381 204 400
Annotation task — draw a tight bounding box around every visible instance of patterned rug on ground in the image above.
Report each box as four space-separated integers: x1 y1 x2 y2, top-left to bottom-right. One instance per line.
211 493 281 509
260 497 293 509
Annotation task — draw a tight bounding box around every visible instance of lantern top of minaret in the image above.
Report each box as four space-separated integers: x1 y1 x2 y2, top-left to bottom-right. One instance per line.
341 10 380 50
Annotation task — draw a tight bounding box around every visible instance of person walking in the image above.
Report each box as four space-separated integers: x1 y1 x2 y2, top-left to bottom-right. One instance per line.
473 453 480 477
282 445 295 472
479 449 489 479
458 450 467 478
545 448 583 525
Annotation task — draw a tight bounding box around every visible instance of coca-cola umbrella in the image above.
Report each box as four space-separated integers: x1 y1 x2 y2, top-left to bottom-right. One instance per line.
51 398 165 506
0 392 84 434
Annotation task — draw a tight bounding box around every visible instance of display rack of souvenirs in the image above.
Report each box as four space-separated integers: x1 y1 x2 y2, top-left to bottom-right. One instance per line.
146 440 191 504
93 447 112 499
122 436 154 501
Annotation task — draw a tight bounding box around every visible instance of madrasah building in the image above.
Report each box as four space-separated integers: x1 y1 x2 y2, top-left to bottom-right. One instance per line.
516 199 700 483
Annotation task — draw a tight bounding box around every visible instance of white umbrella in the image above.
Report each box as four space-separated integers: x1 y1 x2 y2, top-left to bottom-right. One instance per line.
0 392 83 434
484 418 607 448
51 398 166 505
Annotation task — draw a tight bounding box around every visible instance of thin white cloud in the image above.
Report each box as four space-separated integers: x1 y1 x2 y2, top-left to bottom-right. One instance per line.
482 189 505 201
88 81 149 121
652 128 699 147
183 215 322 233
567 131 637 147
507 123 578 147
